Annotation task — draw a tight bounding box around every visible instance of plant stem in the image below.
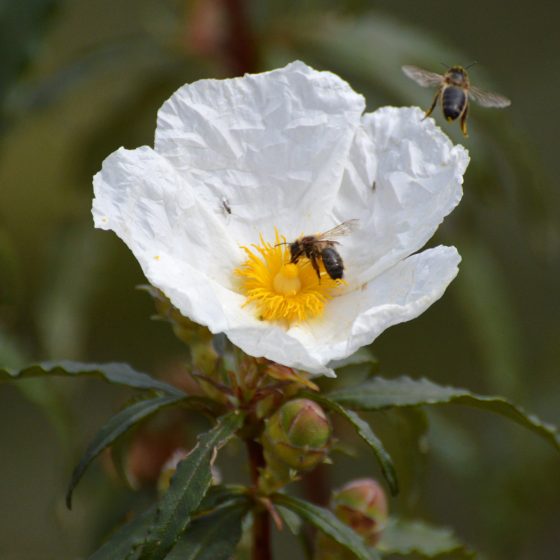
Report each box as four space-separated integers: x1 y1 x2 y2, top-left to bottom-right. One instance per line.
247 439 272 560
222 0 259 75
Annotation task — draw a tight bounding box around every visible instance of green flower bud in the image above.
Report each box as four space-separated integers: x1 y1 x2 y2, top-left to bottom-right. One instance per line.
331 478 388 545
263 398 331 471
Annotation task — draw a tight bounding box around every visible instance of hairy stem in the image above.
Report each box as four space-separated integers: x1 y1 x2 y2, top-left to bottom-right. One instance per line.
247 439 272 560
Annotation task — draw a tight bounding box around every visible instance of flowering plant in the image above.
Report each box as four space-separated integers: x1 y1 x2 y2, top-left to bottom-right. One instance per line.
4 62 559 560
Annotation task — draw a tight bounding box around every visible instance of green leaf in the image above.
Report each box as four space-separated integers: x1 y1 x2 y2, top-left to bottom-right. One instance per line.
329 376 560 452
272 494 379 560
66 394 185 509
138 411 244 560
89 506 156 560
276 504 302 535
164 503 249 560
378 517 475 558
303 392 398 496
0 361 185 396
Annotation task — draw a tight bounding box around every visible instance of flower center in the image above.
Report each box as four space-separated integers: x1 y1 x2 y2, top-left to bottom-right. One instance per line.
273 264 301 296
235 230 342 323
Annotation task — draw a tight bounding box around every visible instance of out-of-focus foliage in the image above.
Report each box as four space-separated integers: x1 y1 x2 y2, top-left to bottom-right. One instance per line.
0 1 559 559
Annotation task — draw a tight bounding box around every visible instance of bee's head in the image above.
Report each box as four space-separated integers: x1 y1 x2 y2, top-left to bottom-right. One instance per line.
447 66 468 85
289 240 300 254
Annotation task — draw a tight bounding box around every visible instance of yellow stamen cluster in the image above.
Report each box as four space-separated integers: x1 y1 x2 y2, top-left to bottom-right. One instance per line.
235 230 341 323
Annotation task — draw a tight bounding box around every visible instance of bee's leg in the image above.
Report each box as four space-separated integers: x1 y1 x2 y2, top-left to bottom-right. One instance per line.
460 104 469 137
423 91 439 120
310 257 322 283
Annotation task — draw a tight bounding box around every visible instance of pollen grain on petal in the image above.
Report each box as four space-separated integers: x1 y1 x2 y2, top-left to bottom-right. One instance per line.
234 230 341 323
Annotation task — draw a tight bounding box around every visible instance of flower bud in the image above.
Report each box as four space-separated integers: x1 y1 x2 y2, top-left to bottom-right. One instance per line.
331 478 388 545
263 398 331 471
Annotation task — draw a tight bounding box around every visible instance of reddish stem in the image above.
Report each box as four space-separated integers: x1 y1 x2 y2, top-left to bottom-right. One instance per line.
246 439 272 560
222 0 259 75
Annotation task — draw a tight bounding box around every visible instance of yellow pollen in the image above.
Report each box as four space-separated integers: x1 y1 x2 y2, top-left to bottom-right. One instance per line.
234 229 342 323
273 264 301 296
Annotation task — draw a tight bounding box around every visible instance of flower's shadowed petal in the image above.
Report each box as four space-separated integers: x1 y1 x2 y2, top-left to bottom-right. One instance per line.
335 107 469 285
293 246 461 371
154 61 365 242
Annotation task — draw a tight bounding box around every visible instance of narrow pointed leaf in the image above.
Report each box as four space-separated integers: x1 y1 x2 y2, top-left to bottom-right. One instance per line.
378 518 475 558
89 506 156 560
276 504 303 535
0 361 185 396
165 503 248 560
302 392 398 496
67 394 185 509
138 411 244 560
329 376 560 452
272 494 379 560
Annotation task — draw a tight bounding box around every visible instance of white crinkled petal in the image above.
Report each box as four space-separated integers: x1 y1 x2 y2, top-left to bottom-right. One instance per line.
154 61 365 242
93 146 248 331
335 107 469 285
305 245 460 372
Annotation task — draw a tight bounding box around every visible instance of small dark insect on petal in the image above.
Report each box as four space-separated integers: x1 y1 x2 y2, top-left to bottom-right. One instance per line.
221 197 232 215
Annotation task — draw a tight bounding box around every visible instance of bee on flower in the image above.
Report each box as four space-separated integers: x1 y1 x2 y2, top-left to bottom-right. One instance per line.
93 61 469 376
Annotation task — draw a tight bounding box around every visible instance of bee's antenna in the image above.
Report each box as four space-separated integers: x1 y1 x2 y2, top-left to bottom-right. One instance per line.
439 62 449 70
465 60 478 70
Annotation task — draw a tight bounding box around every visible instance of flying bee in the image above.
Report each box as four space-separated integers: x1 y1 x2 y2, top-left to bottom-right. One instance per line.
286 219 358 282
402 63 511 136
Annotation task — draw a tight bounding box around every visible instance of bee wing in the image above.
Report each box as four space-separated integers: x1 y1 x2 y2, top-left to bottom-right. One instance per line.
469 85 511 108
402 65 444 87
317 219 359 241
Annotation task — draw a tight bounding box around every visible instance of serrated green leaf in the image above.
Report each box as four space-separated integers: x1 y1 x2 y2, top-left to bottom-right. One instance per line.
329 376 560 452
302 393 398 496
272 494 379 560
89 506 156 560
66 394 185 509
0 361 185 396
138 411 244 560
378 517 475 558
165 502 248 560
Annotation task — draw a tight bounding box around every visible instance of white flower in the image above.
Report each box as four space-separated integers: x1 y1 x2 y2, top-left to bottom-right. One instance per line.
93 61 469 376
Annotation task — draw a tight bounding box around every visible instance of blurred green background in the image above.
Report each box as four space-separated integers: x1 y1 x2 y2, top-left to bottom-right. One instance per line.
1 1 559 558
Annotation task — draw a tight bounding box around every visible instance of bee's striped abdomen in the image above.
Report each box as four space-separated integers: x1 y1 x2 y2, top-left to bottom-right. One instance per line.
442 87 466 121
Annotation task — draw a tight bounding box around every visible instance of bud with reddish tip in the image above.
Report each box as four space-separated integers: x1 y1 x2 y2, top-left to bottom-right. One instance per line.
332 478 388 545
314 478 389 559
262 398 332 475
